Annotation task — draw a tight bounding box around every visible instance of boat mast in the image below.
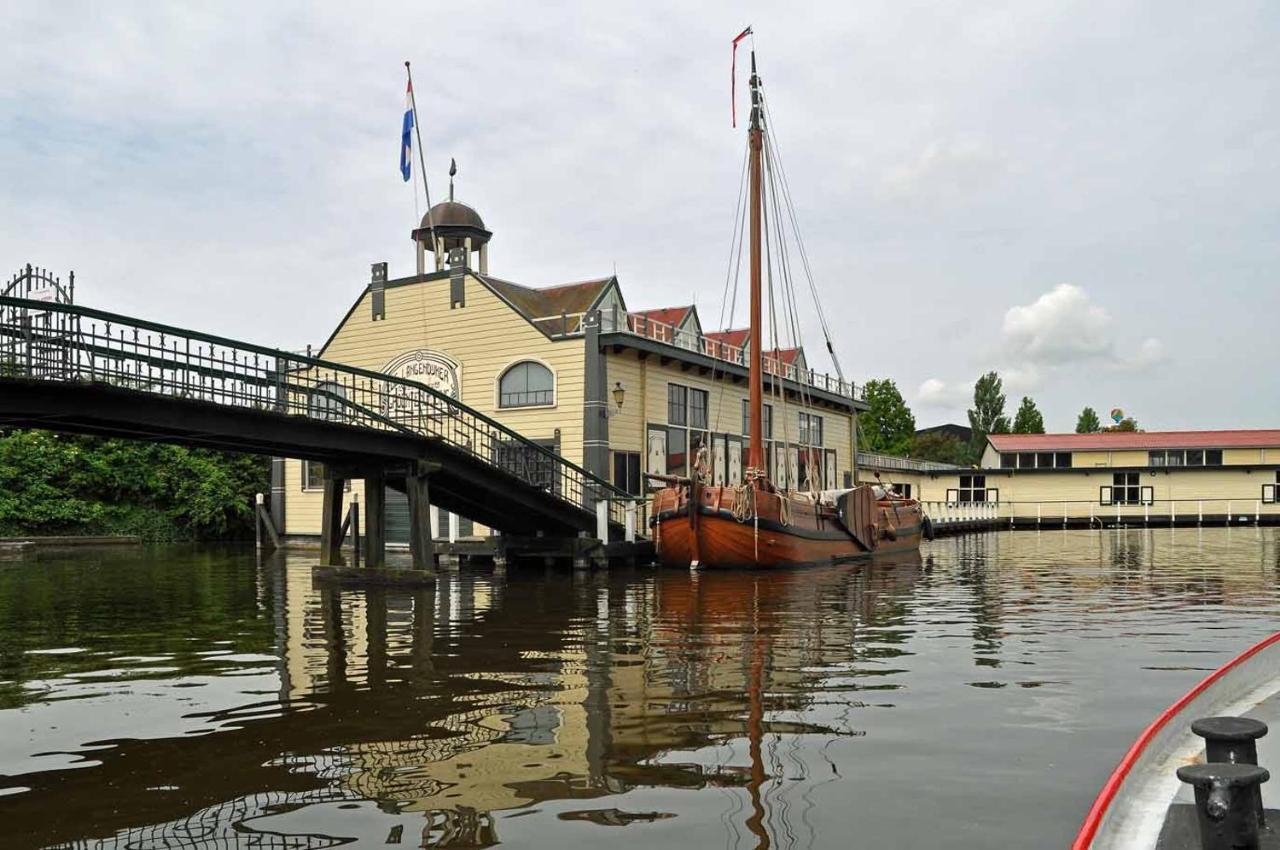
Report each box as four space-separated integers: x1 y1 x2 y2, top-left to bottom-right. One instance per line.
747 51 765 474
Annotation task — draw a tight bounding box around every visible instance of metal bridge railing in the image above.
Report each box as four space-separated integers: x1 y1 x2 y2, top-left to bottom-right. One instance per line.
0 296 644 534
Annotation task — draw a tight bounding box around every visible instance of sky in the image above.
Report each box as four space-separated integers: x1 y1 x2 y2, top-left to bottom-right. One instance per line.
2 1 1276 431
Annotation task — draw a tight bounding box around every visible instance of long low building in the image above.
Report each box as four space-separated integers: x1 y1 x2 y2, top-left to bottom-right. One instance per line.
872 430 1280 525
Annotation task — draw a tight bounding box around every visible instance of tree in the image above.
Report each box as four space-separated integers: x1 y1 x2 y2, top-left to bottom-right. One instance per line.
1012 396 1045 434
860 379 916 456
1104 417 1141 432
913 431 968 465
1075 407 1101 434
967 371 1010 460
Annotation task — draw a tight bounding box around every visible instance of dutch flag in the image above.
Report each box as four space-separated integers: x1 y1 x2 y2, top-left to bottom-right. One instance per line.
400 81 414 182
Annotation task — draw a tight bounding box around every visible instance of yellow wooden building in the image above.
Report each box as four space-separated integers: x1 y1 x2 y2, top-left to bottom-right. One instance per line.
276 195 866 545
865 430 1280 525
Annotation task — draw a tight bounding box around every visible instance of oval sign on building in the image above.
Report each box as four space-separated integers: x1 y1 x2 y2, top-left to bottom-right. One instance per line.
381 350 461 419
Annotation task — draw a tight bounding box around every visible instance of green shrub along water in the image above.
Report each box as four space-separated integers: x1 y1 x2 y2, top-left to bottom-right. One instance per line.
0 430 270 542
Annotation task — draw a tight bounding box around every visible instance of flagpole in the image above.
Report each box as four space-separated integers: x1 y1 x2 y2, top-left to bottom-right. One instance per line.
405 61 437 266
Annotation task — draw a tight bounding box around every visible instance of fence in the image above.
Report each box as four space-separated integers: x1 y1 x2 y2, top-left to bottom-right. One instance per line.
920 498 1280 531
0 295 645 534
595 306 863 400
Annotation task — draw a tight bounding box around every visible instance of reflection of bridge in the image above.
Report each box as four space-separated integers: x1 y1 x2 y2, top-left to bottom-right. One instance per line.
0 294 644 569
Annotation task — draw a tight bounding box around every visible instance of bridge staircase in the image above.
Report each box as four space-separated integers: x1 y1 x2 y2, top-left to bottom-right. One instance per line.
0 294 645 571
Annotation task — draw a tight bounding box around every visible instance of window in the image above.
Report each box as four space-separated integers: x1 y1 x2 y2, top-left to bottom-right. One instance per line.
893 483 912 498
1111 472 1141 505
958 474 986 503
1151 449 1222 467
1018 452 1035 469
1000 453 1016 469
303 460 325 490
1263 473 1279 504
302 461 350 492
799 412 824 447
689 388 708 430
740 400 774 439
667 427 688 477
668 384 688 425
498 361 554 408
613 451 642 495
1055 452 1071 468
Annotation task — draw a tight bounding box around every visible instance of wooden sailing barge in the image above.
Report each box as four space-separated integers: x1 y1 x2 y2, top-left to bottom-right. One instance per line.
650 43 926 569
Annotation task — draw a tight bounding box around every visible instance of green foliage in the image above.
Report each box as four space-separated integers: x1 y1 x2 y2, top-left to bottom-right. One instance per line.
912 431 968 465
1012 396 1045 434
1104 417 1141 432
860 379 916 456
1075 406 1101 434
0 430 269 541
967 371 1010 458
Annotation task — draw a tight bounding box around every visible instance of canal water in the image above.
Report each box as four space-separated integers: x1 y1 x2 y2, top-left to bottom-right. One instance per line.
1 528 1278 849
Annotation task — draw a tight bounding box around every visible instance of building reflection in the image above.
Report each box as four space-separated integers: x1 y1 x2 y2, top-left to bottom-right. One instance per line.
29 553 921 849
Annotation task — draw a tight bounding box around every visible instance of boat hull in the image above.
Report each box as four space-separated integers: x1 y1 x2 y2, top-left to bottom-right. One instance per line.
651 483 923 569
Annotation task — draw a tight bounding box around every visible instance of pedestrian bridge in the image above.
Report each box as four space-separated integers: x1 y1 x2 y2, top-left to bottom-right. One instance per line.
0 295 643 568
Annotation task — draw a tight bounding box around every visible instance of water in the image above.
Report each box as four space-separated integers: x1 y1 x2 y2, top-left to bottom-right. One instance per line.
0 528 1278 849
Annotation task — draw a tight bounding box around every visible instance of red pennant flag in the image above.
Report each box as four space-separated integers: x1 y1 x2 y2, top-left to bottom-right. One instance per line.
731 26 753 128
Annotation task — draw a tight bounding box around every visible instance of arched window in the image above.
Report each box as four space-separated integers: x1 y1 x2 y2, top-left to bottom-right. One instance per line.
498 361 554 408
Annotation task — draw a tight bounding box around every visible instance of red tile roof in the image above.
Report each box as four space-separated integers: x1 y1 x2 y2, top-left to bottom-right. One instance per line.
706 328 749 348
633 306 694 327
988 430 1280 451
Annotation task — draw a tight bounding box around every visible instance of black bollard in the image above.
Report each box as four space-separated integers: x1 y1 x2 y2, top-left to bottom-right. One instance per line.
1177 762 1270 850
1193 716 1269 827
1193 716 1269 765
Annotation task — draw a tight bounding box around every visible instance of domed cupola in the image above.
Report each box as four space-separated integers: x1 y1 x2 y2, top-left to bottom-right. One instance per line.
412 160 492 274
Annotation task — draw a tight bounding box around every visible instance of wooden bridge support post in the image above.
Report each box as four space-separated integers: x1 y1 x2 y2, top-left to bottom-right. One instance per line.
364 470 386 570
406 464 436 574
319 474 347 566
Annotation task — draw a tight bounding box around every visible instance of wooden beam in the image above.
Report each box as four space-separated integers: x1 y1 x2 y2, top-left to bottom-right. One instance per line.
406 466 435 573
319 476 346 566
364 470 386 569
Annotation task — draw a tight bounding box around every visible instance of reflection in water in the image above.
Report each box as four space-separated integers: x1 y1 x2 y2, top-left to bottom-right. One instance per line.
0 529 1277 848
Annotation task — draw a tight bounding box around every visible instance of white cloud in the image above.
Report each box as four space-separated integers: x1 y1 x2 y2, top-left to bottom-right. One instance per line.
1001 283 1114 364
916 377 970 408
879 139 1008 202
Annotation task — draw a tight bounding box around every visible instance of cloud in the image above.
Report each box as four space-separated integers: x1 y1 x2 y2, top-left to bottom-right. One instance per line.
1001 283 1113 364
879 139 1008 202
916 377 970 408
1000 284 1166 375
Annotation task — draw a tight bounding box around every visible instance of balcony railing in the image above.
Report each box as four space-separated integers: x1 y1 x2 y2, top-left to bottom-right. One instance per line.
596 307 864 400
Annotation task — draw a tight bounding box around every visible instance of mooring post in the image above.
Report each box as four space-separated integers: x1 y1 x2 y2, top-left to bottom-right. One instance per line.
319 474 347 566
596 497 609 543
406 461 437 574
365 470 386 569
625 501 637 543
255 492 264 551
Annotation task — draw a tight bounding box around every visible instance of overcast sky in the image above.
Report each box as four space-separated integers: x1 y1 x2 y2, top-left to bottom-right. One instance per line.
2 1 1276 430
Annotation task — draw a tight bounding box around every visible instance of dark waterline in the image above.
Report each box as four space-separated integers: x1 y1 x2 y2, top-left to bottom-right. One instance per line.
0 529 1277 849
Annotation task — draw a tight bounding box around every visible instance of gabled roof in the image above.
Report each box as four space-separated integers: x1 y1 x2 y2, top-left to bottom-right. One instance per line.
769 347 805 365
478 274 615 335
634 306 695 328
988 430 1280 452
706 328 749 348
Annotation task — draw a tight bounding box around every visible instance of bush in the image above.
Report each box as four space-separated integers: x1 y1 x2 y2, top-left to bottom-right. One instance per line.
0 430 269 541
